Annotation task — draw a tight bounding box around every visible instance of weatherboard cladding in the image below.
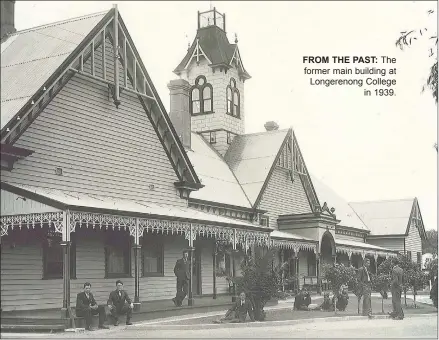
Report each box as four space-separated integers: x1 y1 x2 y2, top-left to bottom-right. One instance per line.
0 41 187 208
405 216 423 263
258 167 312 230
0 11 107 130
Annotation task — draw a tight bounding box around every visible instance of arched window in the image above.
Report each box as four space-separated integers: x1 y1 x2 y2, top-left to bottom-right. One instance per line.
226 78 240 118
190 76 213 115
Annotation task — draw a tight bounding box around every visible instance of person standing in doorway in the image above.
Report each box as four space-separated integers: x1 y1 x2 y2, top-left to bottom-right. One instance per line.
389 260 404 320
358 258 372 318
173 250 190 307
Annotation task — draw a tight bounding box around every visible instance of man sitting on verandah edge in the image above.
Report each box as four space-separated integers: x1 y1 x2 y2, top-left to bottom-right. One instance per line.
107 280 134 326
215 292 255 323
75 282 109 331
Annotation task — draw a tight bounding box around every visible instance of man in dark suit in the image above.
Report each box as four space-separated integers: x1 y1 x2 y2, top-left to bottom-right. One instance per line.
107 280 133 326
294 286 312 311
173 250 190 307
75 282 109 331
357 258 372 318
389 261 404 320
219 292 255 323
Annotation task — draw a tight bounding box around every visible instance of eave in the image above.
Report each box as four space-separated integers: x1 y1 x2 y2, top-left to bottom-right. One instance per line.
0 143 34 171
366 234 406 239
188 197 267 215
278 212 341 225
335 224 370 234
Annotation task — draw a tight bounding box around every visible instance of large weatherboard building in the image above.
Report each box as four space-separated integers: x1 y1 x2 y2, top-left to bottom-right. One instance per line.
0 2 427 314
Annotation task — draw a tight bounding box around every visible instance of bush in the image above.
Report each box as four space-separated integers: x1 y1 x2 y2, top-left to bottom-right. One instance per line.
232 249 282 321
323 263 357 314
430 277 438 308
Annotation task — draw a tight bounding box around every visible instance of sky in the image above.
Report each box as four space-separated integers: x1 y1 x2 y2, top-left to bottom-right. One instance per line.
13 1 438 232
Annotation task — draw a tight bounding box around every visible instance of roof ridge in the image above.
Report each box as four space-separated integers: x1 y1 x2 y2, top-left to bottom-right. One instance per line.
349 198 415 204
236 128 290 138
7 10 108 37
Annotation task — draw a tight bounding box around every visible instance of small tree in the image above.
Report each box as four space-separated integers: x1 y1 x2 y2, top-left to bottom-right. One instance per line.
323 263 356 314
372 273 391 314
234 249 282 321
349 267 364 314
405 267 428 307
378 255 416 307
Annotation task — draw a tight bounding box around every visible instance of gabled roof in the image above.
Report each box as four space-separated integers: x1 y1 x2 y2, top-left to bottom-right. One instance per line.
349 199 415 236
186 133 251 208
0 7 201 188
224 129 290 206
173 25 250 78
310 174 369 231
1 11 107 130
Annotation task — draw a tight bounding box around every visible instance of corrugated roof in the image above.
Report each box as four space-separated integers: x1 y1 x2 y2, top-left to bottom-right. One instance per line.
270 230 315 242
336 239 395 252
310 174 369 231
186 133 251 208
4 183 266 229
349 199 414 236
224 129 289 206
1 11 107 129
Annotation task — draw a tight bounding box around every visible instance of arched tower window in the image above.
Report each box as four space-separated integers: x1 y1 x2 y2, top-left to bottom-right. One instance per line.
190 76 213 115
226 78 240 119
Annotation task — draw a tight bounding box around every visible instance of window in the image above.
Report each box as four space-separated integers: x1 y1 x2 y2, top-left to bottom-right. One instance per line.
226 78 240 118
190 75 213 115
210 131 217 144
43 230 76 279
216 245 231 277
105 231 131 277
307 252 317 276
142 234 164 276
227 131 233 144
260 216 269 227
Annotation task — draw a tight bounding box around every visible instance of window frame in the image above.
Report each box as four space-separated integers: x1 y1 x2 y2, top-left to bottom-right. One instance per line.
226 78 241 119
209 131 217 144
42 229 76 280
259 216 269 227
141 234 165 277
104 231 132 279
190 76 214 116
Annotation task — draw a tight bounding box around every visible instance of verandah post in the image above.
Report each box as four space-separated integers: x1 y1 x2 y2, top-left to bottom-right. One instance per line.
188 224 194 306
133 218 141 311
212 240 217 299
60 210 71 319
316 253 321 294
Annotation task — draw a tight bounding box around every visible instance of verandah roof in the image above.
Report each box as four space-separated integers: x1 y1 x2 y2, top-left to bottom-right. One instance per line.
0 182 268 231
336 238 397 257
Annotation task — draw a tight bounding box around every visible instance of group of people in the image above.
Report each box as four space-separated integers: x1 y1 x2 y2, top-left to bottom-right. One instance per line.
75 252 407 330
292 258 405 320
75 280 133 331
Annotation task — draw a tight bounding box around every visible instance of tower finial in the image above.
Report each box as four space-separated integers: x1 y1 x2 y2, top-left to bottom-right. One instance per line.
234 33 238 44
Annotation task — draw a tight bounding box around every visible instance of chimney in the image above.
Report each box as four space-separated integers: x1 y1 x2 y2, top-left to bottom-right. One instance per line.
264 121 279 131
167 79 191 149
1 1 16 40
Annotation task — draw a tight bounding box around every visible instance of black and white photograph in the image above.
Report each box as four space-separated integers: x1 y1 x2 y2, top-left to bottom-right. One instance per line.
0 1 437 339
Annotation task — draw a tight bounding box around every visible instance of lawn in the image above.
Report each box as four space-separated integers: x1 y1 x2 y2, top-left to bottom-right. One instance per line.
165 296 437 325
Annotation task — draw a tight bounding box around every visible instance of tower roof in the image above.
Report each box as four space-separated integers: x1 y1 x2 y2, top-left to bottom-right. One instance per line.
173 9 250 79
